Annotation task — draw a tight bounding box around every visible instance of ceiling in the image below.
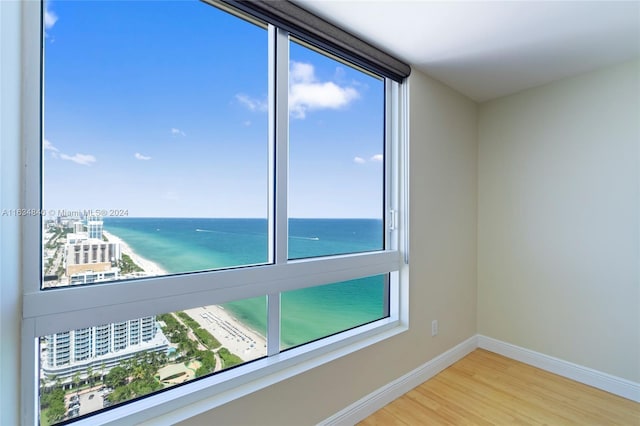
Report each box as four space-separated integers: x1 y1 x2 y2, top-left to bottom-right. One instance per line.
294 1 640 102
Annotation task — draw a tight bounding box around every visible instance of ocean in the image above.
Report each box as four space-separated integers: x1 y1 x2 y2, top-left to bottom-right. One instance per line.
104 218 387 348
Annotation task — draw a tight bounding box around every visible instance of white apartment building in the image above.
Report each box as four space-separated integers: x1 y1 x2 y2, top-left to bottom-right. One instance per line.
86 216 104 240
42 317 169 384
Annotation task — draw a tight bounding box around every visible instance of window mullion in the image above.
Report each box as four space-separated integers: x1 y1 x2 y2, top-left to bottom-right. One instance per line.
267 26 289 356
266 293 281 356
274 27 289 265
385 79 396 252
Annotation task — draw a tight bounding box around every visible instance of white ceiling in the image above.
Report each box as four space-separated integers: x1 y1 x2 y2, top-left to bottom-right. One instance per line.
294 1 640 102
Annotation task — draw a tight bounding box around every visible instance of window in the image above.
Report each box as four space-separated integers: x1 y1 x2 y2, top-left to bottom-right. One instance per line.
20 1 408 424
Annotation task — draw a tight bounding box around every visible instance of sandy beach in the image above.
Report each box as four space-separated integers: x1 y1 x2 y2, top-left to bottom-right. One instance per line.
104 230 266 361
184 305 267 362
103 230 168 276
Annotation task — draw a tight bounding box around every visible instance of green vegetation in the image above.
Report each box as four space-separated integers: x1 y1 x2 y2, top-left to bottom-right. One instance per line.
106 352 165 404
175 311 222 349
40 387 65 424
193 328 222 350
178 338 198 358
107 385 133 404
44 226 72 250
105 366 128 389
39 341 169 423
39 408 52 426
158 312 181 330
37 310 246 423
175 311 199 330
158 312 219 377
157 313 188 344
118 254 144 274
194 350 216 377
218 347 243 368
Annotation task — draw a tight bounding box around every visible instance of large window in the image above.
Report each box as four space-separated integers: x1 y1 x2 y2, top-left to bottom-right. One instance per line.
21 1 408 424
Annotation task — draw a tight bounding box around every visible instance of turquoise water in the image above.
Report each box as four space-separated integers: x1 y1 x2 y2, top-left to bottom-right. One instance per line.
105 218 387 348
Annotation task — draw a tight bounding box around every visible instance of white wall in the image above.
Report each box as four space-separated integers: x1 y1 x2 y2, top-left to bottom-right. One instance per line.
178 69 479 425
478 59 640 382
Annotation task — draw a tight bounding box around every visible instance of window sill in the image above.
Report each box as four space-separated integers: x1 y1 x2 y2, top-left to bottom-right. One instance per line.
69 319 407 426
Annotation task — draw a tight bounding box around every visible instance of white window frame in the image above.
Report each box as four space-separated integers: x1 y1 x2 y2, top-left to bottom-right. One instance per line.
18 1 410 424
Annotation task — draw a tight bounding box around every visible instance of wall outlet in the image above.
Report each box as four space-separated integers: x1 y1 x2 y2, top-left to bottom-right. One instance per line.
431 320 438 336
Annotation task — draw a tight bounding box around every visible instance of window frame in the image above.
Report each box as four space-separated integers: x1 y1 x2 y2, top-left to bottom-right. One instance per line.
19 1 410 424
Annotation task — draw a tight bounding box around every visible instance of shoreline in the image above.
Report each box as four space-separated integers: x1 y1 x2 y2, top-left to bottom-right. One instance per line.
184 305 267 362
103 229 266 360
103 230 168 276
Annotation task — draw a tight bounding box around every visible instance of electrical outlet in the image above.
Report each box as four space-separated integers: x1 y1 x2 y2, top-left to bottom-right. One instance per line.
431 320 438 336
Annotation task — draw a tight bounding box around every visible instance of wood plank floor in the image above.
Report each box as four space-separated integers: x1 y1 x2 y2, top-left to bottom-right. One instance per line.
359 349 640 425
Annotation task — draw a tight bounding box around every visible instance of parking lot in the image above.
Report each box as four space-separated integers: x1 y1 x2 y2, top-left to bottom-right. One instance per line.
65 386 109 419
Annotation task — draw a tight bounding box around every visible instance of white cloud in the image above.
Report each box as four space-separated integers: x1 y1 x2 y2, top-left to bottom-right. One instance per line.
235 94 268 112
44 139 96 164
289 61 359 119
354 154 383 164
59 153 96 166
291 62 315 83
44 8 58 30
171 128 186 136
44 139 60 158
134 153 151 161
43 139 59 152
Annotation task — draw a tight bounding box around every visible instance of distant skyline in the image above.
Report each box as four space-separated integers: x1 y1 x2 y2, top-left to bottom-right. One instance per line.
43 0 384 218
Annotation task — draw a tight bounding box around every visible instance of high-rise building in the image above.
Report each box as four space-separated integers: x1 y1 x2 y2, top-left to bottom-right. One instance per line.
86 215 104 240
63 216 120 284
64 240 121 276
42 317 168 384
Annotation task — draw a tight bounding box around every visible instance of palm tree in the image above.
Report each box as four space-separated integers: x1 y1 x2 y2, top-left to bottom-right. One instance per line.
44 373 58 392
86 366 94 387
132 363 146 381
54 374 63 391
178 339 196 360
72 371 81 394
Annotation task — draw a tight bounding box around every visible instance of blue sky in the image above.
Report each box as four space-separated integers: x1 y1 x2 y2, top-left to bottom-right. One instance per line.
43 0 384 218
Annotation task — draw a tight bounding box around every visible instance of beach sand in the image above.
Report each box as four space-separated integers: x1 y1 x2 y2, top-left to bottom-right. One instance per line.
103 230 168 276
184 305 267 362
103 230 266 362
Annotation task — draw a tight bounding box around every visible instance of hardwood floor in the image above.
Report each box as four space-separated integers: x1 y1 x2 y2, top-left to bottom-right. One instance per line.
359 349 640 425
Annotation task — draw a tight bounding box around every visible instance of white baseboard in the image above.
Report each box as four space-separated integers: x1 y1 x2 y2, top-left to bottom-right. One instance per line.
319 335 478 426
477 335 640 403
321 334 640 425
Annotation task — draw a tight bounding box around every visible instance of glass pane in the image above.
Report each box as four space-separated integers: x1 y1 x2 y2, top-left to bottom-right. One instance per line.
281 275 388 350
288 41 385 259
42 0 269 289
39 298 267 423
288 218 383 259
